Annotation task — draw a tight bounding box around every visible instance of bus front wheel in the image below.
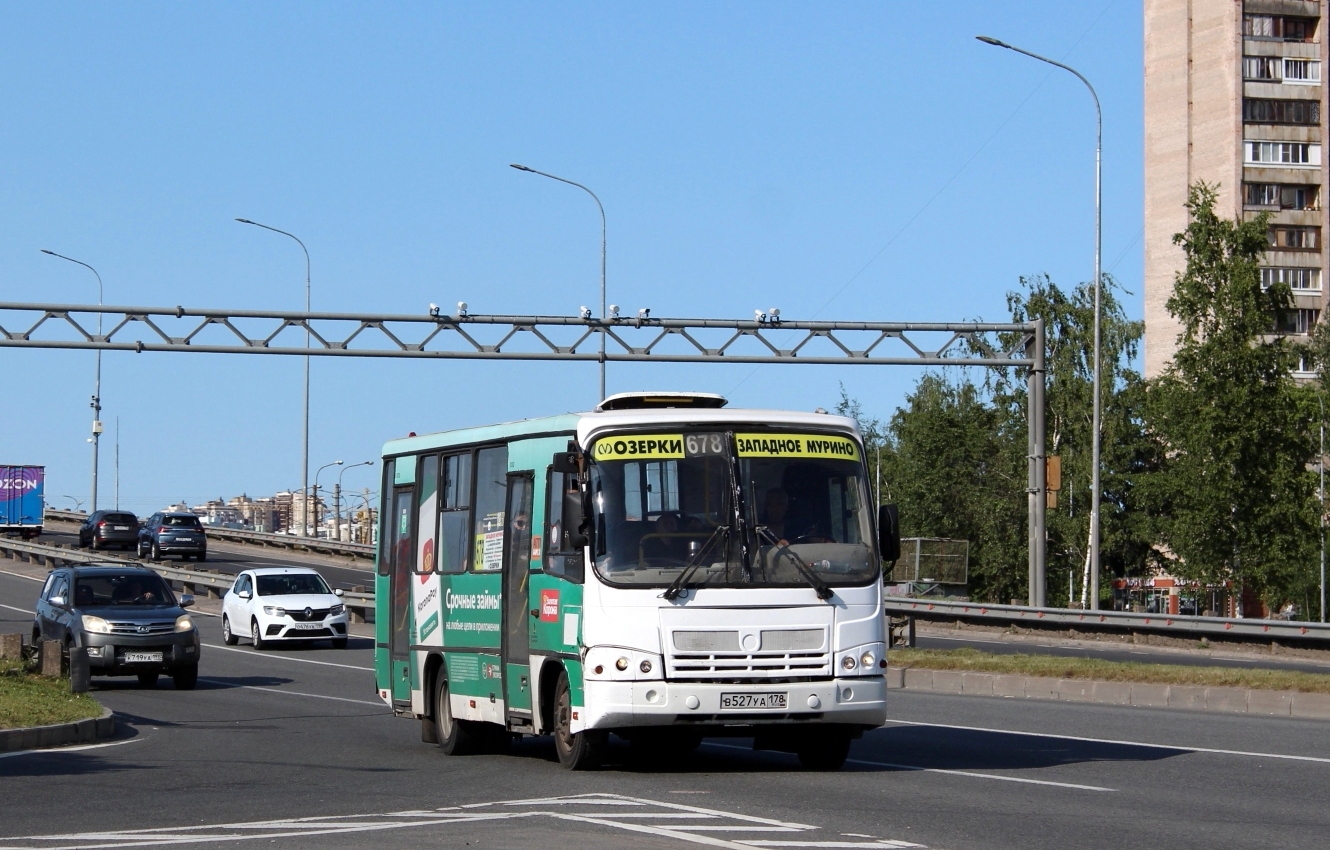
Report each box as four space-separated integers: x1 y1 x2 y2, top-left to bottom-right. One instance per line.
435 676 480 756
796 729 852 771
553 669 605 770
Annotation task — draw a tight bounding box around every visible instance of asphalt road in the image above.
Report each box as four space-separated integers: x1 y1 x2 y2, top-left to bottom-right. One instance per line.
36 523 375 591
2 570 1329 850
915 629 1330 675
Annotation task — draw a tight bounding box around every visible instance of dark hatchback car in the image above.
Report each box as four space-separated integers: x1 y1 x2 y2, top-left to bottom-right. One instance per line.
33 565 200 689
77 510 140 551
137 511 207 561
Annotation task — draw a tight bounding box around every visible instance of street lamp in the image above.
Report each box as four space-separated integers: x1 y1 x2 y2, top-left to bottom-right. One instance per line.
236 218 312 536
509 163 608 401
312 460 343 538
41 250 105 514
60 495 84 513
978 35 1103 609
334 460 374 542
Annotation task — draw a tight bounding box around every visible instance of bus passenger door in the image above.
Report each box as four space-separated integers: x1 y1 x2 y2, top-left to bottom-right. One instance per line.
388 487 416 706
502 472 534 722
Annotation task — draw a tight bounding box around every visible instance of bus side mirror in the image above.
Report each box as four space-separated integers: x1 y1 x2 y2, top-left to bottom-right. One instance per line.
552 452 579 474
878 504 900 563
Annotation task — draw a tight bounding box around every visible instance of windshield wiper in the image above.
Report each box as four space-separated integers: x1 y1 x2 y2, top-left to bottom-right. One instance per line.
661 525 730 601
756 526 834 601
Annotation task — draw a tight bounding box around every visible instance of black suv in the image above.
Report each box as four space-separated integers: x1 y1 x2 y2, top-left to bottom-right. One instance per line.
33 565 201 689
137 512 207 561
77 510 140 551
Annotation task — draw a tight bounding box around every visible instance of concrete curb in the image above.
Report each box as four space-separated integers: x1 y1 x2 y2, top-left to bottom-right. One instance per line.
887 666 1330 720
0 706 116 753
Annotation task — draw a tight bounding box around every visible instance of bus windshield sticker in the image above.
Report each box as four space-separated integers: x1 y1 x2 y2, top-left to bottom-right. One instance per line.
593 435 685 460
734 433 860 461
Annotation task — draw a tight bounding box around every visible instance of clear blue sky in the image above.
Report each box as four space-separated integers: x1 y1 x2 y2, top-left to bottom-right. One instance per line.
1 1 1143 515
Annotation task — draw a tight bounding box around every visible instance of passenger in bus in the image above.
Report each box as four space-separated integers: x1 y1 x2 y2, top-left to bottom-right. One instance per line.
761 488 792 544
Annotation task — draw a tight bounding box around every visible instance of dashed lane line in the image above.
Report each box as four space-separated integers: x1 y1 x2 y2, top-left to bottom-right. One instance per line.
0 603 34 614
0 736 143 760
196 678 386 708
200 642 372 671
701 742 1113 792
885 719 1330 764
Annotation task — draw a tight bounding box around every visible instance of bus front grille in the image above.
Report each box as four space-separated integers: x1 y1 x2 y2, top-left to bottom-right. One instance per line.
666 650 830 680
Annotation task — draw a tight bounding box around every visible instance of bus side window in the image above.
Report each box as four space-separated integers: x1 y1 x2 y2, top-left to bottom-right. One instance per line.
544 469 585 583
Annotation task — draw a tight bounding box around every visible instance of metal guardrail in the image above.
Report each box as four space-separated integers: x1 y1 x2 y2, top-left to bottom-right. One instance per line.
43 508 375 561
0 537 374 623
885 597 1330 645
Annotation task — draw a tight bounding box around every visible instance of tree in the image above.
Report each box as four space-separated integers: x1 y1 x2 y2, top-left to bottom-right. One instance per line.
1142 182 1318 614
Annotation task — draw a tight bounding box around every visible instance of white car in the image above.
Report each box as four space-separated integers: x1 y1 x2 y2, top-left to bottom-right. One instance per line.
221 567 349 650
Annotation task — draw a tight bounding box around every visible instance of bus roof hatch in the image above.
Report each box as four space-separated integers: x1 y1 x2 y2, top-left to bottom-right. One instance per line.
594 391 729 412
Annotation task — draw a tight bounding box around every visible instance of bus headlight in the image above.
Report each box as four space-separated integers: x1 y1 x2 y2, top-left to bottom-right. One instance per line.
615 657 629 671
639 659 652 674
860 650 876 668
841 655 857 671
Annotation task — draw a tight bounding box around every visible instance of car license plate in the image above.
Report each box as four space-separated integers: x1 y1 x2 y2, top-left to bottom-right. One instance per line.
114 525 129 531
720 692 787 710
288 623 323 630
122 652 163 663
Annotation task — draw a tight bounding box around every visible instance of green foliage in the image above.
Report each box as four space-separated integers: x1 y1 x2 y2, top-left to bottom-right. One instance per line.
1142 183 1319 612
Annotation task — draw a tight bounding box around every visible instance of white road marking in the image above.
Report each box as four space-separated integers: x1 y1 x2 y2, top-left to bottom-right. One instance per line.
885 719 1330 764
0 793 913 850
0 603 34 614
702 742 1111 792
0 568 41 582
196 678 386 708
201 643 372 671
843 757 1114 792
0 736 142 760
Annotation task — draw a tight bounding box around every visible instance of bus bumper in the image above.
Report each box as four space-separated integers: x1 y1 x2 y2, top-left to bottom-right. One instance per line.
577 676 887 732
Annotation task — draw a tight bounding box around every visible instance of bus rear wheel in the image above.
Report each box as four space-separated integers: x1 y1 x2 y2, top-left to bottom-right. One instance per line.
553 669 605 770
434 676 481 756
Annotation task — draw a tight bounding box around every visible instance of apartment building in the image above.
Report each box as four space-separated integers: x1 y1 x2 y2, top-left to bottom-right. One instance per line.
1145 0 1328 377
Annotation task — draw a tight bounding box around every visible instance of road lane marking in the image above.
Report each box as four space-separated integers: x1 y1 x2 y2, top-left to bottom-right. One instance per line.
0 568 42 582
0 794 918 850
0 603 34 614
0 736 142 760
700 742 1113 792
884 719 1330 764
843 757 1114 792
201 643 372 671
196 678 386 708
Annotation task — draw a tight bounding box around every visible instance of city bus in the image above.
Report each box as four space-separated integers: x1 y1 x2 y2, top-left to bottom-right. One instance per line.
373 391 898 770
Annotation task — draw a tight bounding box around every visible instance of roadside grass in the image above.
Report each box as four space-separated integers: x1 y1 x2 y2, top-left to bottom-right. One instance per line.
0 658 103 730
890 647 1330 693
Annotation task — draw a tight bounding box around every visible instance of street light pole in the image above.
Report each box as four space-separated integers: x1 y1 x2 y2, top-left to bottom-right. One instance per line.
510 164 608 401
335 460 374 542
313 460 343 539
41 250 105 513
1320 393 1326 623
977 36 1103 609
236 219 312 535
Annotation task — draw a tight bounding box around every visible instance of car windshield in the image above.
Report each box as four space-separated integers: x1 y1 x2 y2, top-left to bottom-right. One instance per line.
161 515 201 527
76 573 176 607
588 430 878 589
256 574 331 596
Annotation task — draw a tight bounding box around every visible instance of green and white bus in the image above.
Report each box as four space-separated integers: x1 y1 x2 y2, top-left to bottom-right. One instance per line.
374 391 898 770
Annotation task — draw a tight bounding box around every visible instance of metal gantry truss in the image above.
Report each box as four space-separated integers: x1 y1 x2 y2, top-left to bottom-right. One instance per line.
0 301 1048 603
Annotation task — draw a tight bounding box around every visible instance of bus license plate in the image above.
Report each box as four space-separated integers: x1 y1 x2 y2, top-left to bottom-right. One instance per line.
720 692 787 710
123 652 163 663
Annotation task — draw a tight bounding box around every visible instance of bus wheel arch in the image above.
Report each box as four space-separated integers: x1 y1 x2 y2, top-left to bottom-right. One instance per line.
537 659 565 736
421 652 446 744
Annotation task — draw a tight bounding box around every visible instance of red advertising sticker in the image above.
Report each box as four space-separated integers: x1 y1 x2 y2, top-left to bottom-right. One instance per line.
540 589 560 622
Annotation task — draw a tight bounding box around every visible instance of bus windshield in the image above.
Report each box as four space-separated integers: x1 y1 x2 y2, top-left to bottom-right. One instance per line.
588 430 878 589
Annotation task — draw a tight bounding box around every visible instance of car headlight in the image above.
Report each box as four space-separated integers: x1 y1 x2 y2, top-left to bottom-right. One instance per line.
175 615 194 633
263 606 286 616
330 604 344 616
81 615 112 634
